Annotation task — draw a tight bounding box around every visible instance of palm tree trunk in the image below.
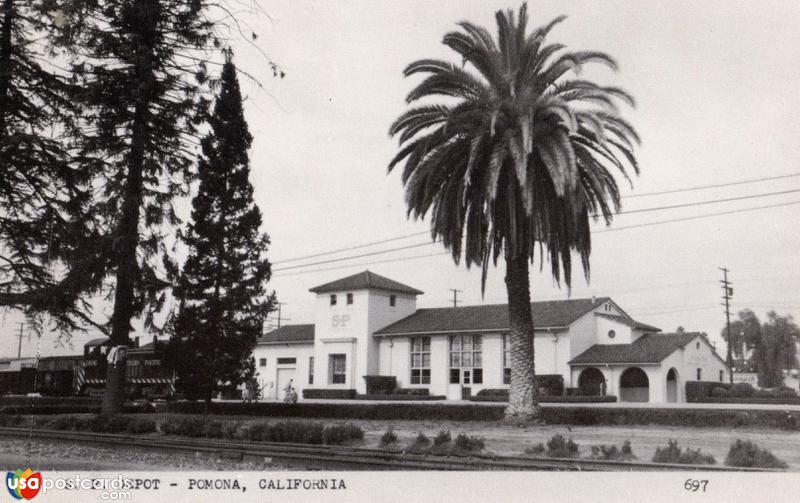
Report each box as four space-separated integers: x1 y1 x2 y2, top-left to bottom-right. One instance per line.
504 252 541 421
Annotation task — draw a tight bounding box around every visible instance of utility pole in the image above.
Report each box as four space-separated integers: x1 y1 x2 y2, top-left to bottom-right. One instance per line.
276 302 287 328
720 267 734 385
449 289 462 308
17 323 23 358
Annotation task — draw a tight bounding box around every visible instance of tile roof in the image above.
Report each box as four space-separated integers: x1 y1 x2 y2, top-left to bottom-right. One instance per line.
569 332 703 365
375 297 612 335
309 270 423 295
258 324 315 344
595 312 661 332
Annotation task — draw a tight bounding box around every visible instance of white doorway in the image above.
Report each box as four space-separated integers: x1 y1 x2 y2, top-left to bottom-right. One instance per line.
276 367 297 400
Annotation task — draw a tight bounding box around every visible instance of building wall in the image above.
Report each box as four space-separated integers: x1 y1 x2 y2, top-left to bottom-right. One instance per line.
680 335 730 385
311 288 416 394
251 343 314 400
595 316 634 345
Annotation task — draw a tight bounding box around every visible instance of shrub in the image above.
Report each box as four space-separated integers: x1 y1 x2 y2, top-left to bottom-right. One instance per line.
104 415 133 433
393 388 430 396
590 440 636 461
380 428 398 447
546 434 579 458
126 417 156 434
537 375 565 397
433 430 451 446
730 382 755 398
524 443 545 456
774 386 798 398
363 376 397 395
754 389 773 398
725 439 787 469
652 440 716 465
322 423 363 445
47 415 78 430
453 434 485 453
710 386 730 398
409 432 431 452
0 415 25 427
301 389 357 399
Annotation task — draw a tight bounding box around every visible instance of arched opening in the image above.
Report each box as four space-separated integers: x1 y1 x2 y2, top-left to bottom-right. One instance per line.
619 367 649 402
666 368 679 403
578 367 606 396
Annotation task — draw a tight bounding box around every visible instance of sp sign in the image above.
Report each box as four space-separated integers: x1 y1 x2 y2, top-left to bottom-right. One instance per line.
331 315 351 328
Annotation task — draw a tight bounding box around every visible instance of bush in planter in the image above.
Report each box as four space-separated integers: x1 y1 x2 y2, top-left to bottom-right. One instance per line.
363 376 397 395
710 386 730 398
408 432 431 452
433 430 451 446
524 443 546 456
590 440 636 461
652 440 715 465
725 439 787 469
537 375 565 396
380 428 398 447
453 434 485 453
730 382 755 398
546 434 579 458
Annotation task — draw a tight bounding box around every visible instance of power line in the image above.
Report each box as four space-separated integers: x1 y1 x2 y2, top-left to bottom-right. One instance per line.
594 199 800 234
272 251 448 278
272 231 429 265
618 188 800 215
272 241 438 272
274 198 800 275
268 173 800 266
623 172 800 198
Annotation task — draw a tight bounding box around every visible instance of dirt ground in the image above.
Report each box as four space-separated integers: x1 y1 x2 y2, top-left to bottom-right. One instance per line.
349 419 800 468
0 438 302 471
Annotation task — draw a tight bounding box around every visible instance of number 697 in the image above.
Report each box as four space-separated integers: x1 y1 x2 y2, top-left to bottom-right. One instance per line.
684 479 708 492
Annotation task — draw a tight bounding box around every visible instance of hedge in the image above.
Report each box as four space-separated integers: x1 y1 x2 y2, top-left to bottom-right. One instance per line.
686 381 800 404
354 394 446 401
301 389 357 399
363 376 397 395
537 375 565 397
469 394 617 403
0 397 100 407
159 401 800 429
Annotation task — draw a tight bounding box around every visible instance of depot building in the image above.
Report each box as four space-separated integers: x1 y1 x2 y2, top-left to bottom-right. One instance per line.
252 270 730 403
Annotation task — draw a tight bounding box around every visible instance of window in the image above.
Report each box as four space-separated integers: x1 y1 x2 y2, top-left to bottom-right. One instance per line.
696 342 700 350
330 294 337 306
608 330 616 339
719 369 723 382
410 337 431 384
389 295 396 307
259 358 267 367
502 334 511 384
309 357 314 385
329 354 346 384
277 357 296 365
450 334 482 384
346 293 353 305
697 368 702 380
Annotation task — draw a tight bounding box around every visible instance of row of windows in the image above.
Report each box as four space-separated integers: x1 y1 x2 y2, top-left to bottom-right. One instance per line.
330 294 397 307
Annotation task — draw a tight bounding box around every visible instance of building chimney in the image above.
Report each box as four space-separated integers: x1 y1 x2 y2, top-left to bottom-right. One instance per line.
153 335 157 349
134 337 140 348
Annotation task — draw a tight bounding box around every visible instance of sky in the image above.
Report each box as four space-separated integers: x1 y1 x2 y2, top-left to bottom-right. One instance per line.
2 0 799 358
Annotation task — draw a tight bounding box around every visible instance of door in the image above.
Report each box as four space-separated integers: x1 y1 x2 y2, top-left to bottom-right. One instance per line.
276 367 297 400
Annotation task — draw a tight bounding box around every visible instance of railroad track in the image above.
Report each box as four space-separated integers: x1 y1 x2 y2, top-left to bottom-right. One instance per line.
0 427 777 472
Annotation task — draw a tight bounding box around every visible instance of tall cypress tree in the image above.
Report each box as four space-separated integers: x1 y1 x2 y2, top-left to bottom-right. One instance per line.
0 0 102 329
168 52 275 403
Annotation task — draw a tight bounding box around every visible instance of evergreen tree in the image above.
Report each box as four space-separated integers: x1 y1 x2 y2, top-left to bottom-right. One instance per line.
167 53 275 403
0 0 102 329
63 0 224 415
753 311 799 387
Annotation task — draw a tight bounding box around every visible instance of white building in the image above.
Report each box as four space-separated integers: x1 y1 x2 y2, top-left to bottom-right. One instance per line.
252 270 730 403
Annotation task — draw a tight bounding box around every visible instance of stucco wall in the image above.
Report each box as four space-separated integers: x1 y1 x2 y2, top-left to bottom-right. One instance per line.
251 343 314 400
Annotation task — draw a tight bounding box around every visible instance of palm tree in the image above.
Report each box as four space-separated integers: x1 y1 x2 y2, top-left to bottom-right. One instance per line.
388 4 639 420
